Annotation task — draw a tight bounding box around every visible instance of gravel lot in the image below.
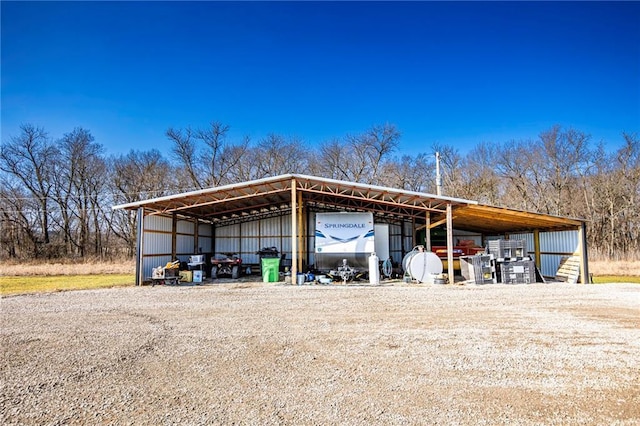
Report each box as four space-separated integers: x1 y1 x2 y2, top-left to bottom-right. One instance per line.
1 281 639 425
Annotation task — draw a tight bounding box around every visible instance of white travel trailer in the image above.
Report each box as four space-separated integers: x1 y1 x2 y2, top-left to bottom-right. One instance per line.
315 212 375 280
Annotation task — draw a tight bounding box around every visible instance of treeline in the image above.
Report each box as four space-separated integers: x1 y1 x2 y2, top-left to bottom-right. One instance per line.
1 122 638 261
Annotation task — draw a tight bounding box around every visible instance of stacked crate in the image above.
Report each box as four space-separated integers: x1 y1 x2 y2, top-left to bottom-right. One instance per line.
460 254 496 284
498 260 536 284
488 239 537 284
488 239 527 260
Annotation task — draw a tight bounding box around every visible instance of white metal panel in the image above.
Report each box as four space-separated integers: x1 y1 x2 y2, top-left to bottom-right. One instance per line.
541 254 565 278
281 214 292 235
177 219 195 234
216 237 240 253
509 233 535 254
199 223 212 237
306 234 314 253
243 253 260 265
261 216 282 236
177 235 195 254
260 237 281 250
243 221 260 237
242 238 260 263
198 236 212 253
540 230 579 254
143 232 171 255
145 215 172 232
281 236 292 253
375 224 390 260
216 224 240 238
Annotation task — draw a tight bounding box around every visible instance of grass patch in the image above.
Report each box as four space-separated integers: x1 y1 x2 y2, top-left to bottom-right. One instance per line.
0 274 134 296
591 275 640 284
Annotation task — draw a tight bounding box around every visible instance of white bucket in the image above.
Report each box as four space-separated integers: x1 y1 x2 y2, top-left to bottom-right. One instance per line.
297 274 305 285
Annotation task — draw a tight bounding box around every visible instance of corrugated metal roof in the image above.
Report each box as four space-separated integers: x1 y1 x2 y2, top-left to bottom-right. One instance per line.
112 173 584 233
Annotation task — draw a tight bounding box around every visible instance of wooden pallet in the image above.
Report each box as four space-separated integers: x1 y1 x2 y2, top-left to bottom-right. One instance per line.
555 255 581 284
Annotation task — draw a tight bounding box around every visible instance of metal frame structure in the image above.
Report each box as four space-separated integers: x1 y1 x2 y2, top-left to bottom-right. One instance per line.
113 174 589 285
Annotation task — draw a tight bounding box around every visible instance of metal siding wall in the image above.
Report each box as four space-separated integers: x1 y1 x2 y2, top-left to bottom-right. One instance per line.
540 230 579 277
199 223 212 235
540 230 579 253
281 214 292 235
145 215 172 232
507 230 579 276
404 221 414 252
177 220 194 234
177 235 195 254
240 221 261 255
216 224 240 238
199 237 212 253
142 215 173 281
214 217 295 264
260 217 281 236
216 237 240 253
509 233 535 254
389 223 403 264
308 213 316 267
260 237 281 250
541 254 566 278
243 237 260 264
197 223 212 253
143 232 171 255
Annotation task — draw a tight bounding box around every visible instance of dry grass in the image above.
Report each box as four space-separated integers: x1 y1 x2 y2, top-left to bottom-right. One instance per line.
0 259 135 276
589 260 640 277
2 259 639 278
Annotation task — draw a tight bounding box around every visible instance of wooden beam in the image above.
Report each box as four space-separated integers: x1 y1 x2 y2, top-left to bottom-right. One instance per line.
578 223 590 284
446 203 454 284
412 217 416 248
533 229 541 268
193 218 199 254
425 211 431 251
171 213 177 258
290 178 298 283
427 215 458 229
135 207 145 286
297 189 304 272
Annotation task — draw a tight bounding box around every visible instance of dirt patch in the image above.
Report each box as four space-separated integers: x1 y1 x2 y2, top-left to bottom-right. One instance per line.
1 283 639 425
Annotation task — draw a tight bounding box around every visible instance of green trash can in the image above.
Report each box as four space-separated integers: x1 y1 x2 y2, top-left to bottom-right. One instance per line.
261 258 280 282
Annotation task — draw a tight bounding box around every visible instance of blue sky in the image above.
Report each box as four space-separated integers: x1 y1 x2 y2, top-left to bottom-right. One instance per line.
2 1 639 157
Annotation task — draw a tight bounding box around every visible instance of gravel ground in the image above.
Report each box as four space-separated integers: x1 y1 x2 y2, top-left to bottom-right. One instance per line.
1 281 639 425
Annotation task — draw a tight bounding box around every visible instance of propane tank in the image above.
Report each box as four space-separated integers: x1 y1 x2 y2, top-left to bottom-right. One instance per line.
369 252 380 285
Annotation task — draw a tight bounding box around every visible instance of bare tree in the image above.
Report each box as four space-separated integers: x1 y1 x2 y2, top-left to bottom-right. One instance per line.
50 128 107 257
0 124 56 255
494 139 543 211
378 153 435 192
537 126 593 216
167 121 250 189
459 143 503 205
0 184 41 258
108 149 176 256
252 134 309 177
313 123 401 184
431 143 466 198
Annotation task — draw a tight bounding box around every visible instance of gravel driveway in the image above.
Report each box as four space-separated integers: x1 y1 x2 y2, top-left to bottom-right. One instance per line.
1 282 639 425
